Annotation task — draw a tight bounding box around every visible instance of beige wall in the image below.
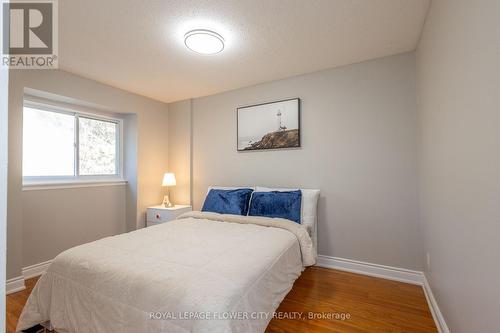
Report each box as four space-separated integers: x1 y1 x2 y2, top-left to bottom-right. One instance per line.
169 53 422 270
22 186 126 267
416 0 500 331
7 70 169 279
168 100 192 205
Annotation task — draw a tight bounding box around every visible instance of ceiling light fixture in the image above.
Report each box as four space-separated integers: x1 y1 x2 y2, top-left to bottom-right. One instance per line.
184 29 224 55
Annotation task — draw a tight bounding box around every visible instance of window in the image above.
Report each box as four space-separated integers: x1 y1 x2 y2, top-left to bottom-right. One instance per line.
23 107 75 177
23 102 122 183
78 117 118 176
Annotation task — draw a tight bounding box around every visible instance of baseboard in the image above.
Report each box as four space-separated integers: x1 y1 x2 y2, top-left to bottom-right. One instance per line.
6 276 25 295
6 260 52 295
22 260 52 280
316 255 450 333
422 274 450 333
316 255 424 285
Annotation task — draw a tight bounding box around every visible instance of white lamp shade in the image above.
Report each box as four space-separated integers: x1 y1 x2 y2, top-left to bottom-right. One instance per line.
162 173 176 186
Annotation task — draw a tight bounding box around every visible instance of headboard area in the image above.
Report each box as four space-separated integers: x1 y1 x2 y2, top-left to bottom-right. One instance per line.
205 186 320 256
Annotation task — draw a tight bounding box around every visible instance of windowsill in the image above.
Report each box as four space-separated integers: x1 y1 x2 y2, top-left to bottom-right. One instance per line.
22 179 128 191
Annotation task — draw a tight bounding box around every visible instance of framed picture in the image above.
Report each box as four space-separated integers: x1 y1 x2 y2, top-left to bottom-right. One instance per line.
237 98 300 151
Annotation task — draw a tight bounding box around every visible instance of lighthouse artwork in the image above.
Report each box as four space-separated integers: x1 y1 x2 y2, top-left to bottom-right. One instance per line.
237 98 300 151
277 109 287 131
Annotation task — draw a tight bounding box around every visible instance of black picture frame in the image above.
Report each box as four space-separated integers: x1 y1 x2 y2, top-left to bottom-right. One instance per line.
237 98 301 151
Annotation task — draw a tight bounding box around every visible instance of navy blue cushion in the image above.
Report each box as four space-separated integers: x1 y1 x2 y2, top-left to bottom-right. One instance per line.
202 188 254 216
248 190 302 223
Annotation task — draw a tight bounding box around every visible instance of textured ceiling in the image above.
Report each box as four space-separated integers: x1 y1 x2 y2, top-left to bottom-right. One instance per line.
59 0 430 103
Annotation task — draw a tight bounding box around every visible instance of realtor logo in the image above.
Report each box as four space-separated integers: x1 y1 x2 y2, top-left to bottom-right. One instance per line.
2 0 58 68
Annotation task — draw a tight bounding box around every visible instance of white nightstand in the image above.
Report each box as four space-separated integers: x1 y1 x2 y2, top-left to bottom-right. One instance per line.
146 205 192 227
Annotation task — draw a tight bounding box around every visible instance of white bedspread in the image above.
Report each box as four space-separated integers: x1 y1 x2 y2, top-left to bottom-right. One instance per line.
17 212 315 333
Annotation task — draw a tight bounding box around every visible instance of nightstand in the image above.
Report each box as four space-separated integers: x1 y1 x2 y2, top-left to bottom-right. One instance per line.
146 205 192 227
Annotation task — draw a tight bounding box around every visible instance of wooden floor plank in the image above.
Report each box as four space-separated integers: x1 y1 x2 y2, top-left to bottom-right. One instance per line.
6 266 437 333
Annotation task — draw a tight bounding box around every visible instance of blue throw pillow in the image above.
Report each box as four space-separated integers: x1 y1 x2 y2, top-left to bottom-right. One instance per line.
202 188 254 216
248 190 302 223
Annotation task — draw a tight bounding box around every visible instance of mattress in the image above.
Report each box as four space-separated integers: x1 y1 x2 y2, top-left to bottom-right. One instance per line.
17 211 315 333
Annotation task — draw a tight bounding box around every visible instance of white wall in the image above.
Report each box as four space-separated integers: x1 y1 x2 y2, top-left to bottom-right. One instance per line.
7 70 169 279
416 0 500 331
170 53 422 270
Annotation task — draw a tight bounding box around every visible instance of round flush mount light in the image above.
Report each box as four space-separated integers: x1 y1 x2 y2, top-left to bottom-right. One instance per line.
184 29 224 55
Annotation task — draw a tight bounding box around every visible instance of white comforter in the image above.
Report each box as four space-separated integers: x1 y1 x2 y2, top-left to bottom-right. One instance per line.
17 211 316 333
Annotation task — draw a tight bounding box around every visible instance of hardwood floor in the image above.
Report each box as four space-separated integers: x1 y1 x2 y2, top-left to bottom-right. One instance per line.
7 277 38 333
266 267 436 333
7 267 437 333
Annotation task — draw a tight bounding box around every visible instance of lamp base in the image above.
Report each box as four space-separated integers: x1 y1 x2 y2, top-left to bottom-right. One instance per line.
162 195 174 208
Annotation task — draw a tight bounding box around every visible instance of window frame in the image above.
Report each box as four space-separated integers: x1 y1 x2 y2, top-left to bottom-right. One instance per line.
22 99 124 187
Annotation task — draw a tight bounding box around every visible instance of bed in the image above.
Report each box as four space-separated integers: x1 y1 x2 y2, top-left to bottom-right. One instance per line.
17 187 319 333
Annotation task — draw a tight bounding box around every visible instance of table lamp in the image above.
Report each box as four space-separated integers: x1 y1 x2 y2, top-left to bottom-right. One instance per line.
162 173 176 207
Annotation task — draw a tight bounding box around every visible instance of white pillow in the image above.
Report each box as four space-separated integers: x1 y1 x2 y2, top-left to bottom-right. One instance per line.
254 186 320 254
206 186 256 195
